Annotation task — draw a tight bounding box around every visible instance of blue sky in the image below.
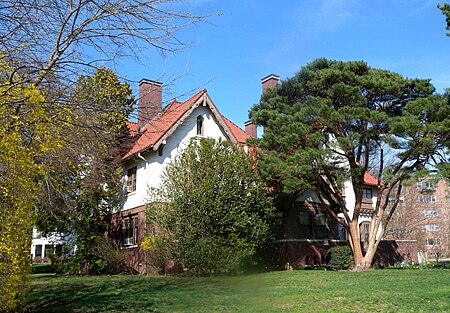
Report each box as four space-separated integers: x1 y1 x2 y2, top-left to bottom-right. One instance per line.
116 0 450 129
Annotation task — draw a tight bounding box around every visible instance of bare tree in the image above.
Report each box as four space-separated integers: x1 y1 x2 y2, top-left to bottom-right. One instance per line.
0 0 212 95
384 184 428 253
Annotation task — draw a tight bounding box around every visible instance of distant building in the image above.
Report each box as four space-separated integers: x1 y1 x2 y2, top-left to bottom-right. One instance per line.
31 229 65 263
384 178 450 261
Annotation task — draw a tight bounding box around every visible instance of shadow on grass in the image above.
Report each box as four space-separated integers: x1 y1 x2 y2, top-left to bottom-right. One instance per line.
28 270 450 312
28 275 175 312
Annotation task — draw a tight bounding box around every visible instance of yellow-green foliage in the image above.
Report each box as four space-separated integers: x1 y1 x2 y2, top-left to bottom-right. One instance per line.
140 235 157 251
0 57 62 311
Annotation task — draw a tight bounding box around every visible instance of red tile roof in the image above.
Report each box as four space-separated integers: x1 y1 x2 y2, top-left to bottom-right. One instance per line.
126 121 139 137
221 115 251 144
123 90 250 159
364 172 380 186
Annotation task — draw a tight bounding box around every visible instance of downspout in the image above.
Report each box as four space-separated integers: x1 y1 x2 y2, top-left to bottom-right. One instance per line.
137 152 146 164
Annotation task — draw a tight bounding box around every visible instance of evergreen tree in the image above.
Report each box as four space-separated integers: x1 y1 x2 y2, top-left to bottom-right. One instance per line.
250 58 449 270
438 2 450 36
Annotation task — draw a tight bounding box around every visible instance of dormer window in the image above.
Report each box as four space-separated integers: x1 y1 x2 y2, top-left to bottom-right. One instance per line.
196 115 204 136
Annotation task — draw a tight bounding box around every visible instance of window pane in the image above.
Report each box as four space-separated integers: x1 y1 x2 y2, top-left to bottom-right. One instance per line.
127 167 137 192
35 245 42 257
363 188 372 199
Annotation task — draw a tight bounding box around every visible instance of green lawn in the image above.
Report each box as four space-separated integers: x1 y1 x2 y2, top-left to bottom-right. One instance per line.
28 270 450 312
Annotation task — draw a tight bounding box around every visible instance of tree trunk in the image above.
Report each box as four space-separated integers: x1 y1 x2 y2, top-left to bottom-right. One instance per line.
347 219 381 271
351 234 379 272
348 221 365 270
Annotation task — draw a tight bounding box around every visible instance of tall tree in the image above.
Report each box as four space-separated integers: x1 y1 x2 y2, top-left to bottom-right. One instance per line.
147 138 275 275
438 2 450 36
35 68 134 274
0 0 210 87
250 58 449 270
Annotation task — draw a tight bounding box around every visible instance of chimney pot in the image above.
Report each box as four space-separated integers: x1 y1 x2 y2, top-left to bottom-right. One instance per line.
138 79 163 129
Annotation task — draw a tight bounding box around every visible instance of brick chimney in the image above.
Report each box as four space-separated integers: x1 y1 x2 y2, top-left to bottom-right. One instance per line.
138 79 163 129
259 74 279 136
244 120 257 138
261 74 280 91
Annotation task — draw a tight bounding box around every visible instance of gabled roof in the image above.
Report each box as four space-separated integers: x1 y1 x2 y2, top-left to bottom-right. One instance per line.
123 90 250 160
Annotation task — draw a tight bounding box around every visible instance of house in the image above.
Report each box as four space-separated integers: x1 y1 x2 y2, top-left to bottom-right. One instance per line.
30 229 64 263
384 178 450 261
117 79 254 273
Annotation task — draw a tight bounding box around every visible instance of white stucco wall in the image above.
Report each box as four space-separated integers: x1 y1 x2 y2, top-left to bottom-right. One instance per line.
342 181 378 220
341 181 381 239
122 106 230 212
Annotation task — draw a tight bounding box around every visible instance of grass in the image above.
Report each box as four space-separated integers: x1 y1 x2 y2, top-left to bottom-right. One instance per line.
28 270 450 312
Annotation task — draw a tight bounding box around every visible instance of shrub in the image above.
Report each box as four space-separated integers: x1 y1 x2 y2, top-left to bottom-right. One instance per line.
147 138 275 276
52 237 135 275
326 246 353 270
90 237 135 274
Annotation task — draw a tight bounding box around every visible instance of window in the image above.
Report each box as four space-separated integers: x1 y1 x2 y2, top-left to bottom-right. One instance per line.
35 244 42 258
338 222 347 241
360 222 370 243
422 210 438 217
196 115 204 136
417 181 435 190
44 245 54 258
388 227 407 236
298 209 326 239
314 213 326 238
55 244 63 256
158 144 164 156
419 195 436 203
426 238 441 246
363 188 372 200
299 211 310 224
387 196 404 205
126 166 137 193
422 224 440 232
123 215 139 247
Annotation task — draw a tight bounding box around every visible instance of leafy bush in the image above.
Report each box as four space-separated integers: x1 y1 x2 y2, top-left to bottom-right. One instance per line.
90 237 135 274
52 237 135 275
147 138 275 276
326 246 353 270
